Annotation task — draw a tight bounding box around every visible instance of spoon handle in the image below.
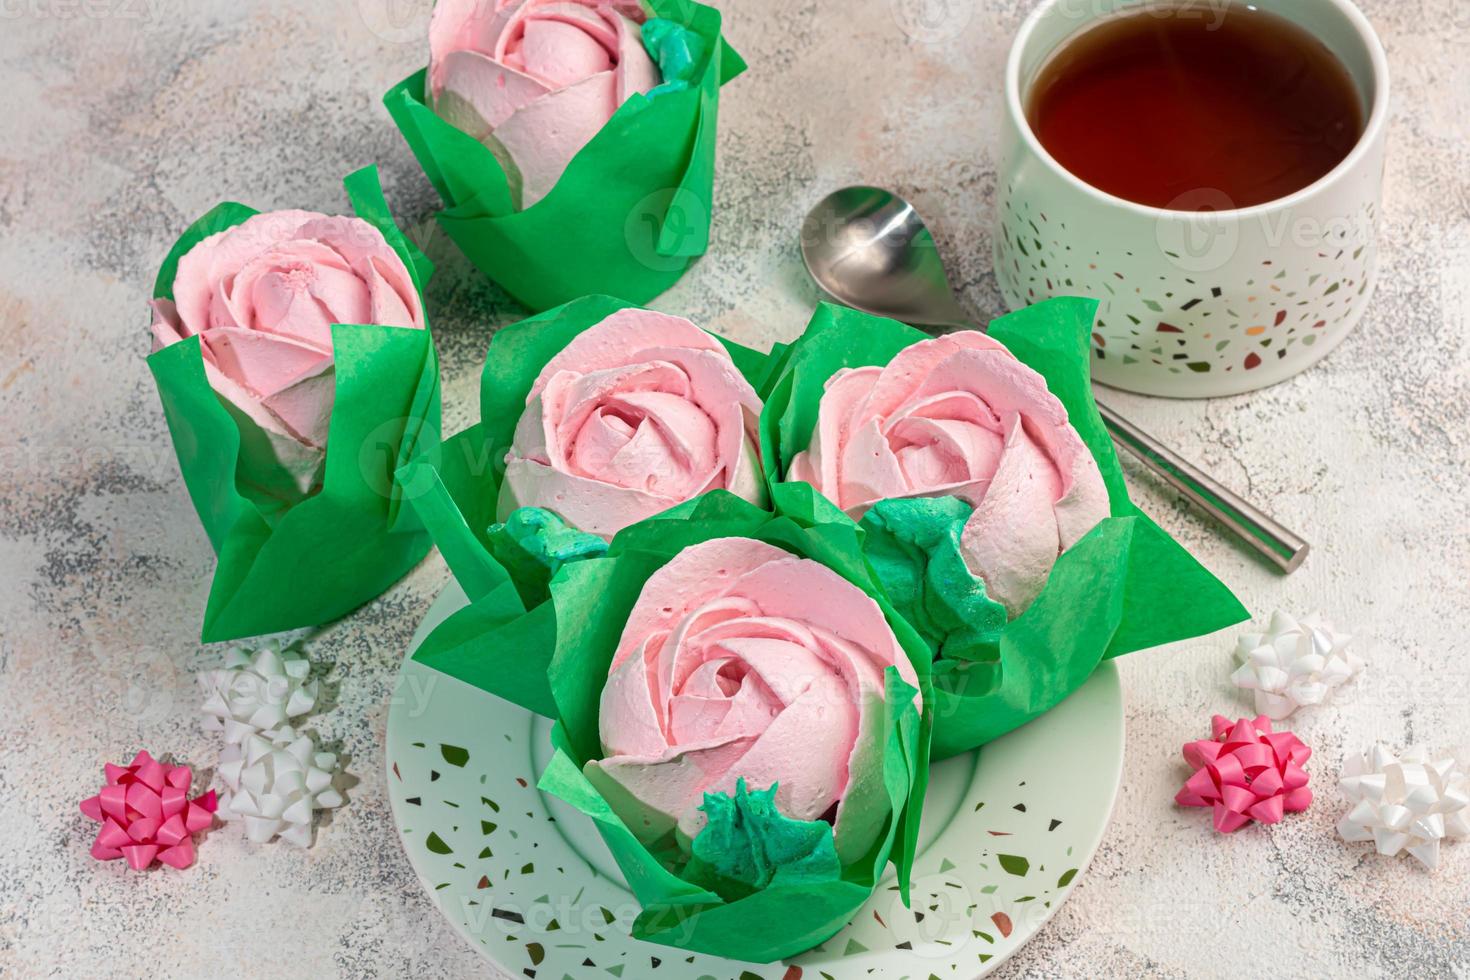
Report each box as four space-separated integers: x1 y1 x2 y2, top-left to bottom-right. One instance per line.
1093 401 1309 573
926 318 1307 571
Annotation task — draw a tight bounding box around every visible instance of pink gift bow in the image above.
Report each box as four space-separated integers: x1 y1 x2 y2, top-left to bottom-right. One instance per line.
79 750 217 869
1176 714 1313 833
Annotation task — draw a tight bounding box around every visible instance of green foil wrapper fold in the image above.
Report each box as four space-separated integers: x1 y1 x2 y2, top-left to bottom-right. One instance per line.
759 299 1250 759
383 0 744 312
397 295 775 717
147 167 441 642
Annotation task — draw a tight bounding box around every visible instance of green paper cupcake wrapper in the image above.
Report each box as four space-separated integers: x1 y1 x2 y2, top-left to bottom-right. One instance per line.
533 491 932 962
383 0 745 312
759 298 1250 759
148 166 441 642
398 295 776 714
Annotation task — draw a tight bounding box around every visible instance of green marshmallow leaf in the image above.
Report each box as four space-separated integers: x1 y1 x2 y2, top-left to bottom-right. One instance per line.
859 496 1008 663
686 779 842 901
642 18 708 96
487 507 608 609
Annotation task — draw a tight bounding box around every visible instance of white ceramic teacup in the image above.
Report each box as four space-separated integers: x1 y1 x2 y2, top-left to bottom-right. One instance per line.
994 0 1390 397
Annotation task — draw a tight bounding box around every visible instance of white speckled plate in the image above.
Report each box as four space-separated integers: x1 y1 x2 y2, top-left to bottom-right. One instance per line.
388 582 1123 979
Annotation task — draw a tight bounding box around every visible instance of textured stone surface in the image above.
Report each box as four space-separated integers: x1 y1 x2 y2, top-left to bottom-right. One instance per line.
1 0 1468 976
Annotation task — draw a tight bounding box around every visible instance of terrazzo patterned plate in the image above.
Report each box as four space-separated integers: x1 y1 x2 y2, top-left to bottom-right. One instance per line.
388 582 1124 979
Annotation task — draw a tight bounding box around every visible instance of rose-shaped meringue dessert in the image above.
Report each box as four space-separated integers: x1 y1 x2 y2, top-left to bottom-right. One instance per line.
586 537 920 863
500 308 766 539
147 169 441 643
151 209 425 458
786 331 1109 614
428 0 660 208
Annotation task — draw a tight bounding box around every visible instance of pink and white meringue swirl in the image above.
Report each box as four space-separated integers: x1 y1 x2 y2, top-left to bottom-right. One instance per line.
428 0 660 208
499 309 766 539
150 209 424 454
786 331 1109 615
588 537 919 861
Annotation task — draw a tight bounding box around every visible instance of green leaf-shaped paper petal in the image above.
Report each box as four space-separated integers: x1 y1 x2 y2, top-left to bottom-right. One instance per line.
986 296 1128 509
343 165 434 304
150 323 441 641
928 517 1131 757
631 880 874 963
1101 509 1250 659
396 438 509 603
538 744 721 911
411 582 561 719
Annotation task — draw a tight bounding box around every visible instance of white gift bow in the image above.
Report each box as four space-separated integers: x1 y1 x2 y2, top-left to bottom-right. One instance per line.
200 641 319 744
1338 744 1470 869
217 725 344 847
1231 610 1362 720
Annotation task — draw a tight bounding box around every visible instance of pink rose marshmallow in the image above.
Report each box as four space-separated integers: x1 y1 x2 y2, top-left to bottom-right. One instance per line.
428 0 660 207
786 331 1109 615
587 537 920 863
499 308 766 539
150 209 424 471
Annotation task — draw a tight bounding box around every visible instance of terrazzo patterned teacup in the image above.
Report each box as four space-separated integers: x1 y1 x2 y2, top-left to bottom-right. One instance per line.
995 0 1390 397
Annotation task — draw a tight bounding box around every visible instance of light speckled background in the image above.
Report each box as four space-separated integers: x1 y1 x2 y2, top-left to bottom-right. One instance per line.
2 0 1468 976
